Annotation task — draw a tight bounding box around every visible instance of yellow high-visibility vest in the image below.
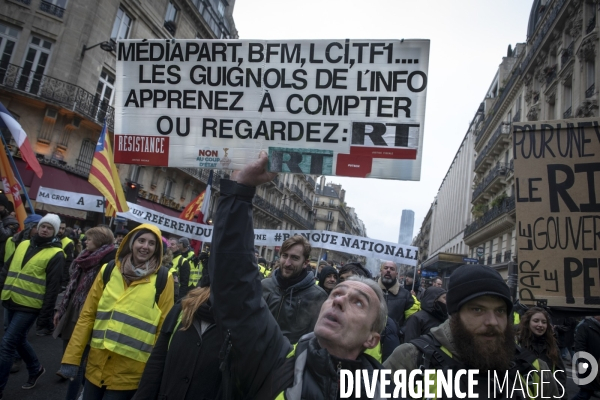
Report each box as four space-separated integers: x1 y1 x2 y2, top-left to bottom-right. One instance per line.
90 264 162 363
1 240 62 309
3 238 15 263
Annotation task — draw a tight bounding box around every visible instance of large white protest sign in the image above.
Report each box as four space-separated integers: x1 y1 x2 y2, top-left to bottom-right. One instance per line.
114 39 429 180
36 187 418 265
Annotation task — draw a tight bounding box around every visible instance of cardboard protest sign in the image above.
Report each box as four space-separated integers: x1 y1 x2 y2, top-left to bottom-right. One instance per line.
513 118 600 308
114 39 429 180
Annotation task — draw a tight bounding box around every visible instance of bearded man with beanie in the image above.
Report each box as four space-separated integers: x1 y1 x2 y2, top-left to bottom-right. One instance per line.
0 213 65 397
384 264 561 399
261 235 328 344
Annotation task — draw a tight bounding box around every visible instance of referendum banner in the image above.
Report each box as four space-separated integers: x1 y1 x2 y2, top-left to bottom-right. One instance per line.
513 118 600 309
114 39 429 180
36 186 418 265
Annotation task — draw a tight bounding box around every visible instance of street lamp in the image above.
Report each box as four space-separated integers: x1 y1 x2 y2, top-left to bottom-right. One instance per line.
81 41 115 59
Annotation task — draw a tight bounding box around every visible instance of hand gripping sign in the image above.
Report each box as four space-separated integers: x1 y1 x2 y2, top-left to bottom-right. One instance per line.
114 39 430 180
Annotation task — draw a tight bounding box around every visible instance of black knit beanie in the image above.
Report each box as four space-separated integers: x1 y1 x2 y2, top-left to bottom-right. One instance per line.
446 264 513 315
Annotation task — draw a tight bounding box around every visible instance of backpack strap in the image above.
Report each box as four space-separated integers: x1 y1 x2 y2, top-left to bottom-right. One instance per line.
102 260 116 287
409 333 463 371
154 266 169 305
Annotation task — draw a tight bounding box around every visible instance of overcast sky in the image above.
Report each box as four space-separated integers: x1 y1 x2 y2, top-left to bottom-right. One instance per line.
233 1 534 243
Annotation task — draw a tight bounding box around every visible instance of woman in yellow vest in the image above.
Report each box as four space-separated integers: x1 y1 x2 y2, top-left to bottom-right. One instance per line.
59 224 174 400
517 307 566 391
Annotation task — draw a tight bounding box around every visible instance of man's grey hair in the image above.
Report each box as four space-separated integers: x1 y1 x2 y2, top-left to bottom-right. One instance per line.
346 276 388 334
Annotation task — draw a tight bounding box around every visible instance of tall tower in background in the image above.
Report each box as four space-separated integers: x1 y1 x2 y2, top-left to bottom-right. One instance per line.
398 210 415 245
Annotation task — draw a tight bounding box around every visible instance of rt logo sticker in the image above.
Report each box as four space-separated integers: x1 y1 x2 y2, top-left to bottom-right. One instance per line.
572 351 599 385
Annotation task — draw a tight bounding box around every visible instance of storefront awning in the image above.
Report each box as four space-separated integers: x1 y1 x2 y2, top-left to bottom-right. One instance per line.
421 252 468 271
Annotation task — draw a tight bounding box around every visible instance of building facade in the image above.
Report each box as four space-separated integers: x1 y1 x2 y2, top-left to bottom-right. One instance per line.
313 177 367 264
416 0 598 281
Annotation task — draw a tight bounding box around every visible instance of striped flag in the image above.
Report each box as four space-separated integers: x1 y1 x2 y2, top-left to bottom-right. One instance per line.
0 102 43 178
88 122 129 216
0 141 27 230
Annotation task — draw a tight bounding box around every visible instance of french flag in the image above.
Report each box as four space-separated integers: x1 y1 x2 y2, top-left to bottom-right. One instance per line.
0 102 43 178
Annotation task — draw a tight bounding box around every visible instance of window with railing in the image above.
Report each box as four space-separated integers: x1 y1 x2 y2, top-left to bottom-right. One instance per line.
39 0 67 18
95 69 115 122
0 23 19 83
75 139 95 175
586 59 595 98
111 7 132 42
164 1 178 35
19 36 52 95
563 79 572 118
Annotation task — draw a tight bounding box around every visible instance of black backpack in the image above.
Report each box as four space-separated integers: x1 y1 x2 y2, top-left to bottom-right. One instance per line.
102 259 169 305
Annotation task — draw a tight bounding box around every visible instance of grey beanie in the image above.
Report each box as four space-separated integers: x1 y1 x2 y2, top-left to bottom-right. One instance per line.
38 213 61 235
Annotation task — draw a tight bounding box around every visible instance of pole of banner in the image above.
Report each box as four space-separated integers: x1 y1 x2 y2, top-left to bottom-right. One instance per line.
411 264 418 292
108 216 114 228
0 133 35 214
317 248 322 262
102 197 106 225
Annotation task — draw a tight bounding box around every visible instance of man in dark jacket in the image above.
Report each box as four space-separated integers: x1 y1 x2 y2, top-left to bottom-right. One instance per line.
57 222 74 289
261 235 328 344
171 238 192 300
403 286 447 343
209 153 389 399
378 261 418 337
572 316 600 400
0 195 17 247
0 213 65 396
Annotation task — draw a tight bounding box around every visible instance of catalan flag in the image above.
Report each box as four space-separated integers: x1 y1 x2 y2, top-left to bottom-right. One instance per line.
88 122 128 217
0 140 26 230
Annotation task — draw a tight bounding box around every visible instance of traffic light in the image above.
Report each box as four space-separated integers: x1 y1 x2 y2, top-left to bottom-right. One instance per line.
125 182 140 203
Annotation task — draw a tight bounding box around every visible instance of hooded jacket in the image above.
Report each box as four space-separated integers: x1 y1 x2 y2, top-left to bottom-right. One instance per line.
209 180 385 399
62 224 174 391
384 319 561 399
317 266 338 293
403 286 447 343
261 267 328 344
0 234 64 328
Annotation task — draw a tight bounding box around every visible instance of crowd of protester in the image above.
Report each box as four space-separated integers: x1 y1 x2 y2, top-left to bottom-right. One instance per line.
0 154 595 400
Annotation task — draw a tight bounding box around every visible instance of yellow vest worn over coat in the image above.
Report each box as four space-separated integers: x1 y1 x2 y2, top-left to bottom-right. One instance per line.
90 264 163 363
1 240 62 309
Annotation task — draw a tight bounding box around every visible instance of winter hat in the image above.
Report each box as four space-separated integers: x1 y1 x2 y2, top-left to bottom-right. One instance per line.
318 266 339 282
24 214 43 225
178 237 190 248
446 264 512 315
339 262 372 279
38 213 61 235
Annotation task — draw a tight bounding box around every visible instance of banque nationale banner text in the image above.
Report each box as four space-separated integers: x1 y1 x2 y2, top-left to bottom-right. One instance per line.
114 39 429 180
36 186 418 266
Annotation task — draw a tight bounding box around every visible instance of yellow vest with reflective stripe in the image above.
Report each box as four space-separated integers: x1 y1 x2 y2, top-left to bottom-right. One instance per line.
1 240 62 309
4 238 15 263
61 237 73 250
90 264 162 363
170 255 184 275
188 259 200 287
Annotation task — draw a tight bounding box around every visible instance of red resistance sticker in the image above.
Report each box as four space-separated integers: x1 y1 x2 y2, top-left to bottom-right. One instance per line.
114 135 169 166
336 154 373 177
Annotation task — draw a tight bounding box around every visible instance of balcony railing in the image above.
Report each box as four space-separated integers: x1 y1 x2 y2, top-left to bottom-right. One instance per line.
0 63 114 130
563 106 572 119
291 184 304 200
306 175 316 189
586 84 595 99
303 194 313 208
561 41 574 69
472 163 507 202
495 253 502 263
253 194 283 219
315 214 334 222
39 0 65 18
504 250 512 262
474 124 510 170
464 195 516 238
282 205 313 229
545 67 557 85
475 0 567 147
